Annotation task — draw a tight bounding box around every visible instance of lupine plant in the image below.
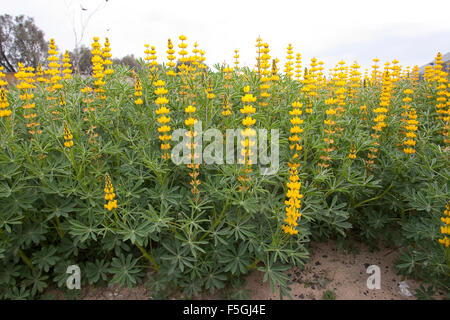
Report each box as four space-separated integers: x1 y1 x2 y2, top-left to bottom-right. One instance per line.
0 36 449 300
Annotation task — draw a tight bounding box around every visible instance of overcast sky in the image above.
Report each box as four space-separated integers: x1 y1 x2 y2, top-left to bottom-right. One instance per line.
3 0 450 73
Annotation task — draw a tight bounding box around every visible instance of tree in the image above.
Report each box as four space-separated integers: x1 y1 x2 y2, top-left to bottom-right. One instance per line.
113 55 142 71
69 45 92 74
0 14 49 72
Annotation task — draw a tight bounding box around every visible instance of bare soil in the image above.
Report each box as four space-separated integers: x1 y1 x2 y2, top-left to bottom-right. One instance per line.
48 240 446 300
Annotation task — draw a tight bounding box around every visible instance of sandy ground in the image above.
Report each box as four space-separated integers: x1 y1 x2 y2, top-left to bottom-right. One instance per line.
245 240 444 300
47 240 446 300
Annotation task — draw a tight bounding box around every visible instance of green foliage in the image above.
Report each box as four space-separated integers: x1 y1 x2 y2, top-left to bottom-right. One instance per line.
0 61 449 300
0 14 49 72
322 289 336 300
415 284 436 300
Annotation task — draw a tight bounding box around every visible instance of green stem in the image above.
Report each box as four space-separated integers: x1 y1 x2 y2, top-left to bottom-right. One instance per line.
112 209 121 224
135 243 159 271
209 100 213 126
200 199 229 242
55 216 65 239
18 249 34 270
303 131 307 164
354 183 394 208
247 258 260 271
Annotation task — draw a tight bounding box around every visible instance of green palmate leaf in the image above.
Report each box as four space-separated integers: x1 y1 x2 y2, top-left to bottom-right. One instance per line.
143 203 173 234
258 257 292 300
0 210 23 233
407 190 434 213
182 278 203 298
401 216 441 242
5 286 31 300
31 246 59 272
226 215 256 242
208 221 230 246
204 269 227 295
415 284 436 300
147 183 183 208
57 236 84 258
146 275 170 300
116 218 154 246
23 270 49 296
395 249 422 275
178 209 208 234
85 259 110 285
176 230 207 259
101 233 131 256
109 253 144 288
0 263 21 286
41 197 78 220
0 181 13 197
20 223 47 246
228 278 251 300
1 188 38 216
68 219 103 242
231 195 260 215
161 240 195 273
219 243 251 275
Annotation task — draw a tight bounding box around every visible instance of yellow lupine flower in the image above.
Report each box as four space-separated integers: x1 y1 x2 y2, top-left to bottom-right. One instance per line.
155 97 169 105
185 105 196 113
63 124 74 148
104 174 117 211
155 106 170 115
185 117 198 126
157 115 170 124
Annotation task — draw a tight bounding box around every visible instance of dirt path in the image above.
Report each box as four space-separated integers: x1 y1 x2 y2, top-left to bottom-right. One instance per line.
50 241 446 300
245 240 437 300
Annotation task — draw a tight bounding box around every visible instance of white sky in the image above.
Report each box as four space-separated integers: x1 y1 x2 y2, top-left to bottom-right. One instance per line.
3 0 450 73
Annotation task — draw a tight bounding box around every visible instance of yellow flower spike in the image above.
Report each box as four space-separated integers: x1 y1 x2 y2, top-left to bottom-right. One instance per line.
15 64 40 132
63 124 74 148
401 88 418 155
284 44 294 79
90 37 108 100
185 117 198 126
184 105 196 113
134 77 143 104
104 174 117 211
152 77 171 158
0 89 11 118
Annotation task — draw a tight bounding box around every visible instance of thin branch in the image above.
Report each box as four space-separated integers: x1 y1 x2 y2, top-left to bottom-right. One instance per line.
0 41 16 72
64 0 108 72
